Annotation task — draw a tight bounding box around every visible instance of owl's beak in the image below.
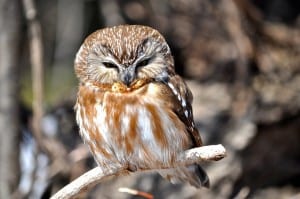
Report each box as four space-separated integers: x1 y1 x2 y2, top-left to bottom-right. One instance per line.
120 67 135 86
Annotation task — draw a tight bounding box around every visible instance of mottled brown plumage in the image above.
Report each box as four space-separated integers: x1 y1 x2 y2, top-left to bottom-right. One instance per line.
74 25 209 188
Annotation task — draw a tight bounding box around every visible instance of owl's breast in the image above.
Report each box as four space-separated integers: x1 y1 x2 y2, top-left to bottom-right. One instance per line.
76 83 190 169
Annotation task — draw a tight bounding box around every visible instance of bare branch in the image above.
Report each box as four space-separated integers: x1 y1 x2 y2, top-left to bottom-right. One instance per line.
51 167 126 199
51 144 226 199
22 0 44 151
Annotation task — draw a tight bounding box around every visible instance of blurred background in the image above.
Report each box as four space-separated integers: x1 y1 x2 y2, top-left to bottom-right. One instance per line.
0 0 299 198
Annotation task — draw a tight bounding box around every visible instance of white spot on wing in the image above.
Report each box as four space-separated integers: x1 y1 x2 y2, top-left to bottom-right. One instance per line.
191 122 195 128
177 94 182 101
184 110 189 118
167 82 177 95
167 82 190 119
182 99 186 107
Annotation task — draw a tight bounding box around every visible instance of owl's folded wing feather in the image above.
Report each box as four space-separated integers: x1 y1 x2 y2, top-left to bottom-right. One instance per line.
160 75 209 187
165 75 203 147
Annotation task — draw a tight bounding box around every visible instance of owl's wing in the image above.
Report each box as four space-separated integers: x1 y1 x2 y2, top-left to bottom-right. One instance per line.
165 75 203 147
160 75 210 188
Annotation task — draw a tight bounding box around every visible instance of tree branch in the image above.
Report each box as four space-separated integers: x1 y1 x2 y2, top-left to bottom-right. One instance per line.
51 144 226 199
22 0 45 152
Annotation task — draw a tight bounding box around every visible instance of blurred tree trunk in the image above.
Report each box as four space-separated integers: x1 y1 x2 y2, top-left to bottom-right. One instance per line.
0 0 21 197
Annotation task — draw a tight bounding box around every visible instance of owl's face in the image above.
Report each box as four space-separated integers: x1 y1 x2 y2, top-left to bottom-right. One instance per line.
75 25 174 86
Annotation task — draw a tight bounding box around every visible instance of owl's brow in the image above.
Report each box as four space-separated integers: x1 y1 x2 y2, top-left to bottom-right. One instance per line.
102 56 120 66
92 44 121 64
134 52 149 64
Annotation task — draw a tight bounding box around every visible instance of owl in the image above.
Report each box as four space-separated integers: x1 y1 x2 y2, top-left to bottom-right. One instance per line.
74 25 209 188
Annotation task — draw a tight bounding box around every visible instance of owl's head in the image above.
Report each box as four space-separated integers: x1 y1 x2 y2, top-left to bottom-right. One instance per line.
74 25 174 86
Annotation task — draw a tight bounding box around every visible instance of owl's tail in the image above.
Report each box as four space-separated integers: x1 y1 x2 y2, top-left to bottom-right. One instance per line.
159 164 210 188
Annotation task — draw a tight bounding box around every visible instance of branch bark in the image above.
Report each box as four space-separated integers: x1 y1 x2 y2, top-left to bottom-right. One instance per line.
51 144 226 199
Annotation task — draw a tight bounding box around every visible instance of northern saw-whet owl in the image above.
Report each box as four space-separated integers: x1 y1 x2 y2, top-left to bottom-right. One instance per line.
74 25 209 188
